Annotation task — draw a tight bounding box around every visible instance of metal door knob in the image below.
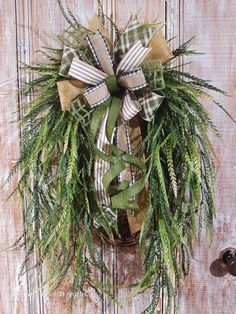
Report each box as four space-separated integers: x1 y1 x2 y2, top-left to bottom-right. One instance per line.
210 247 236 277
221 248 236 276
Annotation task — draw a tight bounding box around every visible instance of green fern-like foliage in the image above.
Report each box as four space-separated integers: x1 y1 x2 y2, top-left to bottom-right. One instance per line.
6 2 234 314
138 43 230 312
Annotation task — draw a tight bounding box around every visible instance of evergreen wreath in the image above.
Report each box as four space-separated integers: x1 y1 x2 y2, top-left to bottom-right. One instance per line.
6 1 235 313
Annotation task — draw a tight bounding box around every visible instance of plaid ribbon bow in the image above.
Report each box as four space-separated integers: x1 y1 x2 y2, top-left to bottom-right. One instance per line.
59 17 164 216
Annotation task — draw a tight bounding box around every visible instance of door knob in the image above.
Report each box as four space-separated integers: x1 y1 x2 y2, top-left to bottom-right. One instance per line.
210 247 236 277
221 248 236 276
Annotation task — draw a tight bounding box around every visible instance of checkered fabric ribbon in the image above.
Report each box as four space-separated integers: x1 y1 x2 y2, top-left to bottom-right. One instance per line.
114 16 156 61
59 46 80 76
59 17 164 213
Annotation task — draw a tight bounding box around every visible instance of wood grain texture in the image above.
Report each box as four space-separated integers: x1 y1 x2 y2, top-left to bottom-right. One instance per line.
178 1 236 314
0 0 235 313
0 1 29 314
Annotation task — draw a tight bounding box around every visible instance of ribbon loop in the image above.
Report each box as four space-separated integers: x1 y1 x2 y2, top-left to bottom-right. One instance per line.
68 56 107 85
118 68 147 91
116 41 151 74
86 30 114 75
84 82 110 107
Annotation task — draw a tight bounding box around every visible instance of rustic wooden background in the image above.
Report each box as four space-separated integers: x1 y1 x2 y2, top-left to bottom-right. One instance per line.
0 0 236 313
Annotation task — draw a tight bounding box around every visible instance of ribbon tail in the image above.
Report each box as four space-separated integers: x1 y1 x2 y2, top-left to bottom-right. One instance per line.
106 96 122 143
57 80 83 111
122 92 141 121
111 174 148 209
89 105 115 218
116 114 150 235
90 101 112 208
139 91 165 121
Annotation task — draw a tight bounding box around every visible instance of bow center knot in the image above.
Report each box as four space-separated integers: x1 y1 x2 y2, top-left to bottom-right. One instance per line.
105 74 120 95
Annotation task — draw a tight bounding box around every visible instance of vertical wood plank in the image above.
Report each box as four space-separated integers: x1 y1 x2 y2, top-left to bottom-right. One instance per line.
164 2 182 313
0 0 29 313
15 2 45 312
29 0 98 57
177 1 236 313
165 0 182 47
113 2 166 313
115 0 166 27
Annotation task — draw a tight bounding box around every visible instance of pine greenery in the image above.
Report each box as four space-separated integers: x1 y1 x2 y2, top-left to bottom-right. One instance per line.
5 2 234 313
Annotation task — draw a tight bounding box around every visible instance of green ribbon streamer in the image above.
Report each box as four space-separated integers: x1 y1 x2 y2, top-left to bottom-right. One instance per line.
106 96 122 143
90 74 148 210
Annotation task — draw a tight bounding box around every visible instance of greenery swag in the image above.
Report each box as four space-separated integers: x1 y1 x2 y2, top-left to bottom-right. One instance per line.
6 1 234 313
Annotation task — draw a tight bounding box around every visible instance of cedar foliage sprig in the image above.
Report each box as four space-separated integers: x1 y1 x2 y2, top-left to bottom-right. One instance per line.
139 37 233 313
7 16 115 309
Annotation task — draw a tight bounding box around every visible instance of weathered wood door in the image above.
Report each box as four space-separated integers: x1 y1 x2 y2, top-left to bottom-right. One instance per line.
1 1 236 313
